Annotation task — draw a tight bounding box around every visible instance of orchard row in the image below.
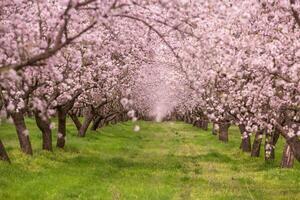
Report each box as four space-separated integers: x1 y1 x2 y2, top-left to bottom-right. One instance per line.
1 0 300 168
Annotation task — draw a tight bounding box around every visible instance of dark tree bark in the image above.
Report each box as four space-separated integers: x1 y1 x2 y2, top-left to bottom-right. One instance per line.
0 89 10 162
11 112 33 155
69 113 82 131
264 129 280 161
212 123 218 135
281 143 294 168
35 112 52 151
56 107 67 148
56 94 79 148
193 120 201 128
286 135 300 162
111 117 117 125
251 130 263 157
122 113 128 122
219 123 230 142
238 124 251 152
91 116 102 131
99 119 106 128
187 114 192 124
264 132 273 161
0 139 10 163
78 112 94 137
271 129 280 159
201 120 208 131
55 90 83 148
275 123 300 163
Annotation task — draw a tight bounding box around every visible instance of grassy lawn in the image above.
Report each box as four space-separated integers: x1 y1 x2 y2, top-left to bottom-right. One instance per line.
0 119 300 200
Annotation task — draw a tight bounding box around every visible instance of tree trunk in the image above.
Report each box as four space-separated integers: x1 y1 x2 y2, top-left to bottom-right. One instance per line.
219 123 230 142
99 119 105 128
264 129 279 161
271 129 280 160
187 115 192 124
193 120 201 128
78 113 94 137
56 108 67 148
91 116 102 131
0 139 10 163
11 112 33 155
110 115 117 124
281 143 294 168
212 123 218 135
69 113 82 131
238 124 251 152
251 130 263 157
201 120 208 131
264 133 273 161
35 113 52 151
185 115 189 123
286 135 300 163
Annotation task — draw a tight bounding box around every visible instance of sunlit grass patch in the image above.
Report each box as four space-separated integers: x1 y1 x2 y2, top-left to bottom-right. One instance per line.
0 120 300 199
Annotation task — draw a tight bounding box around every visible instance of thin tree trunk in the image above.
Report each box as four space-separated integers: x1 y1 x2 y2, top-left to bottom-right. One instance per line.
193 120 201 128
271 128 280 159
219 123 230 142
264 129 279 161
78 113 94 137
11 112 33 155
201 120 208 131
125 113 129 121
275 123 300 163
91 116 102 131
286 135 300 162
238 124 251 152
111 117 117 124
281 143 294 168
187 115 192 124
251 130 263 157
56 108 67 148
212 123 218 135
35 113 52 151
0 139 10 163
55 91 80 148
69 113 82 131
264 131 273 161
99 119 105 128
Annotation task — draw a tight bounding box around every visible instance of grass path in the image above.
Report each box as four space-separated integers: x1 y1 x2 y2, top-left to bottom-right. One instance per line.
0 119 300 199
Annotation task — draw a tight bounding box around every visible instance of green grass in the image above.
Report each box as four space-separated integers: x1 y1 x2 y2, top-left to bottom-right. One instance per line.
0 119 300 200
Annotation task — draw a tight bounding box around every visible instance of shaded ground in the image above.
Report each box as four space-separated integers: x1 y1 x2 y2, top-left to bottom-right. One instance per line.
0 119 300 200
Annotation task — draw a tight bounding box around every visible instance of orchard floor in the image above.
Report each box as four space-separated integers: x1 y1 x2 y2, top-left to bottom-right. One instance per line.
1 119 300 200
